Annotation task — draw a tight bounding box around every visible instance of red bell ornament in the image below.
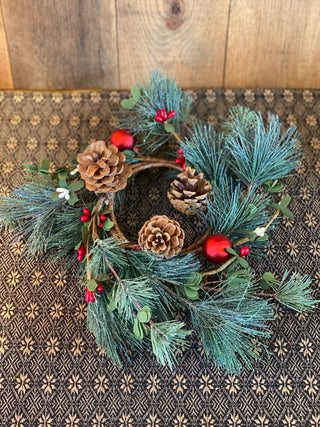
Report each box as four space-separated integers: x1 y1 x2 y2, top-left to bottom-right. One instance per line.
202 234 232 264
110 129 135 152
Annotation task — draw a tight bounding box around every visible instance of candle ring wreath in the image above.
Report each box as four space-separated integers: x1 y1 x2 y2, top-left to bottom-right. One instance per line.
0 70 318 373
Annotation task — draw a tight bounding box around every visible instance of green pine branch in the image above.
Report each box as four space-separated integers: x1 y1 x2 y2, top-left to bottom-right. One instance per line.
223 106 302 188
120 70 192 154
272 271 318 313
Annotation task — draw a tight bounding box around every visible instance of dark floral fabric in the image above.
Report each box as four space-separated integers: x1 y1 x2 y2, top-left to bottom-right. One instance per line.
0 89 319 426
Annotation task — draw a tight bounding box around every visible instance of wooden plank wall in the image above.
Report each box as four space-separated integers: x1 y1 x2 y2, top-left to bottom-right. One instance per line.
0 0 319 90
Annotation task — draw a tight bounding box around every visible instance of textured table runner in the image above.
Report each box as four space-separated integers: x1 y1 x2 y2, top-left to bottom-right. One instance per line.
0 89 319 426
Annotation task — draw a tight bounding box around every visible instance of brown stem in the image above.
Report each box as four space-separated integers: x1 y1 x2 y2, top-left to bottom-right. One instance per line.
181 230 211 254
201 256 237 277
132 161 182 174
172 130 184 143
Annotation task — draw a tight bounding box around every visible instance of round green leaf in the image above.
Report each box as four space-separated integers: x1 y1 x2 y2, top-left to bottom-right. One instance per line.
121 99 136 109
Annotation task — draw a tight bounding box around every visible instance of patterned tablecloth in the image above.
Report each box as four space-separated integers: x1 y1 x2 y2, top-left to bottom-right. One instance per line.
0 89 319 427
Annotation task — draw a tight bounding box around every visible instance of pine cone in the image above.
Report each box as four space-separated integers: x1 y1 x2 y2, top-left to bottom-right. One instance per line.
138 215 185 258
168 167 212 215
77 141 132 193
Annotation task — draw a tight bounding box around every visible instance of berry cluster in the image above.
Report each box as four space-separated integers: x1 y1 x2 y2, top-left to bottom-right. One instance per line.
155 109 176 123
77 243 86 261
85 284 103 303
175 148 186 171
80 207 108 229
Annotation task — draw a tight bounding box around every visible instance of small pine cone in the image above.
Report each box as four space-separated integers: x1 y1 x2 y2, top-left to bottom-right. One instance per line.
138 215 185 258
168 167 212 215
77 140 132 193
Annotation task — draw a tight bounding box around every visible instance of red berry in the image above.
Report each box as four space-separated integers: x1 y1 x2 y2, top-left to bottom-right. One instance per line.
133 246 141 251
89 292 95 302
83 208 91 216
159 109 168 120
99 215 107 221
239 246 250 257
175 158 184 164
98 223 104 228
157 110 162 115
81 215 90 222
155 115 163 123
78 243 86 255
85 288 90 303
168 110 176 119
182 163 186 171
134 147 139 153
77 253 83 262
96 284 103 292
177 148 184 157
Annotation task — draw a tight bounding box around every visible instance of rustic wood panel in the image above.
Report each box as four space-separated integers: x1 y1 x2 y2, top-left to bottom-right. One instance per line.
225 0 320 88
1 0 118 89
0 3 13 89
116 0 231 89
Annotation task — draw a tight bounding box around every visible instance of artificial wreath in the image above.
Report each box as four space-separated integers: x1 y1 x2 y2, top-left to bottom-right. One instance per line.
0 70 318 373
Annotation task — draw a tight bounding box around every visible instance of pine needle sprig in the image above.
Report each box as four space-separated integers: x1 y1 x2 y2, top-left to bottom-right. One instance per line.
110 277 159 324
0 176 65 255
150 321 192 369
89 238 129 278
273 272 318 313
189 276 274 372
204 177 271 241
120 70 192 154
179 121 227 184
87 292 144 366
224 106 302 188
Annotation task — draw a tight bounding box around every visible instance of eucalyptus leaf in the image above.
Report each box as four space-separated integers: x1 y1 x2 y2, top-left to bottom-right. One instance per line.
68 180 84 192
121 99 136 109
225 247 237 256
130 85 141 101
68 192 79 205
58 169 68 179
40 158 50 172
87 279 98 291
59 178 68 188
164 122 175 133
103 218 114 231
107 299 116 312
74 241 82 250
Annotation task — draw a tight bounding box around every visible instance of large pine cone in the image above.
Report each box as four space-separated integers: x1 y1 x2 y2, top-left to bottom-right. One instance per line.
138 215 185 258
77 141 132 193
168 167 212 215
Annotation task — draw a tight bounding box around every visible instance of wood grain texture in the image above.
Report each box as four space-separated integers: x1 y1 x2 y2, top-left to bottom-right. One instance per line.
116 0 231 89
1 0 118 89
225 0 320 88
0 4 13 89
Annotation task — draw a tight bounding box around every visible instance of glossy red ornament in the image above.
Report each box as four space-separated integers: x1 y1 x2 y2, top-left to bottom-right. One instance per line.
239 246 250 257
83 208 91 216
81 215 90 222
96 284 103 292
110 129 135 152
203 234 232 264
